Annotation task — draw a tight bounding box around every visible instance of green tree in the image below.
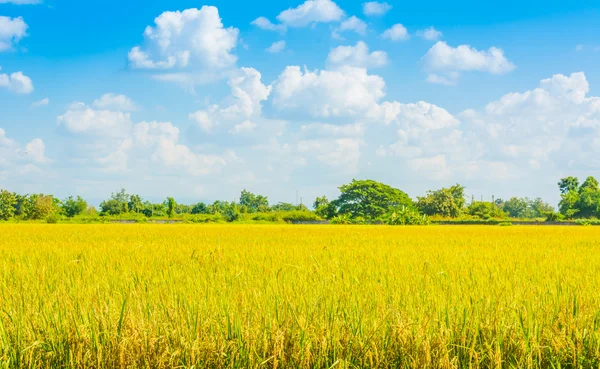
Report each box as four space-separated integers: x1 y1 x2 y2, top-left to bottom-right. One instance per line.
166 197 177 218
33 195 57 220
558 176 582 219
577 176 600 218
61 196 88 217
272 202 296 212
559 177 580 195
239 190 269 213
416 184 465 218
191 202 208 214
332 179 413 220
467 201 507 219
529 198 554 218
314 196 336 219
100 189 129 215
128 194 144 214
503 197 530 218
0 190 17 220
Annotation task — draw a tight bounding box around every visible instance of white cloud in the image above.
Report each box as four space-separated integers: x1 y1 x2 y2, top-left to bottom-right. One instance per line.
229 120 257 134
57 101 133 137
297 137 362 173
55 95 234 176
409 155 450 180
132 121 231 176
128 6 239 70
300 122 365 137
460 72 600 172
0 129 51 178
0 69 34 94
362 2 392 16
93 93 137 111
575 44 584 52
266 40 286 53
272 65 386 118
31 97 49 107
251 17 287 32
382 24 409 41
326 42 388 69
189 67 272 131
276 0 344 27
417 27 442 41
24 138 50 164
426 72 458 86
0 16 27 51
423 41 515 84
336 16 367 36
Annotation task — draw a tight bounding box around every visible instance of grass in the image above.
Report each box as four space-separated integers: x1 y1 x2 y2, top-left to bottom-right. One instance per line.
1 224 600 368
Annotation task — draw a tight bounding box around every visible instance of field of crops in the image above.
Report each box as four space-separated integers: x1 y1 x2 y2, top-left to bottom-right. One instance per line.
1 225 600 368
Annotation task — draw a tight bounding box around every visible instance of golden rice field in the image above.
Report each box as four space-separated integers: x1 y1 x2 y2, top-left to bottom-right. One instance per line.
1 225 600 369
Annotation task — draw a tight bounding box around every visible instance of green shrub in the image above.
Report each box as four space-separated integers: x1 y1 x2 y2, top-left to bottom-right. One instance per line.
331 214 352 225
498 222 513 227
46 213 60 224
384 206 430 225
280 211 321 223
252 213 282 222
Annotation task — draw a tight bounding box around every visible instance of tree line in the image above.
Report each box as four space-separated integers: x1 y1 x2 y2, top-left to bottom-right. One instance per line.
0 176 598 223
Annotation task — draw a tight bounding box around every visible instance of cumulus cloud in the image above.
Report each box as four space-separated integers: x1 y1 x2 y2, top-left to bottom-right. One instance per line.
128 6 239 70
460 72 600 172
326 42 388 69
0 16 27 51
189 67 272 132
0 129 50 176
56 95 234 176
297 137 362 172
93 93 137 111
423 41 515 83
382 24 409 41
266 40 286 53
57 101 133 137
272 65 385 118
417 27 442 41
24 138 50 163
0 68 34 94
229 120 257 134
251 17 287 33
334 16 367 37
276 0 344 27
362 1 392 16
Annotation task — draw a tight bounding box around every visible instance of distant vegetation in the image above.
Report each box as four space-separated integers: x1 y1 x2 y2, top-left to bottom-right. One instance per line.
1 176 600 224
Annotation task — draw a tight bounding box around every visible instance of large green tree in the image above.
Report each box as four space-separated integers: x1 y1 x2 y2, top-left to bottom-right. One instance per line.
239 190 269 213
100 189 129 215
61 196 88 217
558 176 600 219
0 190 17 221
416 184 465 218
332 179 413 220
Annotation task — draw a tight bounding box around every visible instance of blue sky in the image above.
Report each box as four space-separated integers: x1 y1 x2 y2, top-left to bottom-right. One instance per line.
0 0 599 206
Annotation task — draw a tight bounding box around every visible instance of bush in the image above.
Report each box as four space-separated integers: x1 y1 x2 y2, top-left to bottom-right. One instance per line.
46 213 60 224
280 211 321 223
498 222 513 227
224 206 241 222
331 214 352 225
252 213 282 222
184 214 224 223
544 211 565 222
384 206 430 226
